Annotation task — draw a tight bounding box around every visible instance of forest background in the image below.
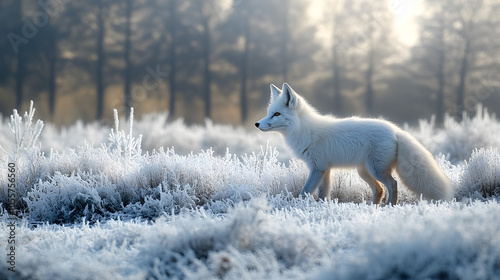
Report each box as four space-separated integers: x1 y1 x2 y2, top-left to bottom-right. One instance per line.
1 0 499 127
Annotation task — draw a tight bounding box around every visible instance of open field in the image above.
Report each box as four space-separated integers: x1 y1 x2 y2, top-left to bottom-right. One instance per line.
1 105 500 279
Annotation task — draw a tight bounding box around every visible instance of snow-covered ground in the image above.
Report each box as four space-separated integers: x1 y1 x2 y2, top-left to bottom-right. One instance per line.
2 199 500 279
1 105 500 279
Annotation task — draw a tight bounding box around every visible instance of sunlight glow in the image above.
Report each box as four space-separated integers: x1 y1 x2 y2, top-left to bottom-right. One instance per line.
309 0 423 48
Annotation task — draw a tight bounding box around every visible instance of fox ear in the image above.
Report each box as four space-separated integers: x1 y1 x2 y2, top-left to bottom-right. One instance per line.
270 84 281 101
282 83 298 108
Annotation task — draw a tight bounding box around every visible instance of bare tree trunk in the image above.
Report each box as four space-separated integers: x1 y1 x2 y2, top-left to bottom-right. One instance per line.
282 0 289 82
16 48 25 110
240 7 250 123
332 7 341 114
48 33 57 117
124 0 132 117
436 11 446 125
436 50 445 124
456 37 470 120
167 0 178 122
332 46 341 113
96 0 106 121
201 12 211 119
365 44 375 115
15 0 24 110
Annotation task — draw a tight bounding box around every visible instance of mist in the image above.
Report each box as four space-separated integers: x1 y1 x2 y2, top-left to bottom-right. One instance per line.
0 0 499 126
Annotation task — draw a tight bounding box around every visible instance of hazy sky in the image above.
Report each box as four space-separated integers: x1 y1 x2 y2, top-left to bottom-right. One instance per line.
309 0 423 50
390 0 423 47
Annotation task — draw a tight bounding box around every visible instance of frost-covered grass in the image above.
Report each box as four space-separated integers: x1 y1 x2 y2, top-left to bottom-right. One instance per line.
406 105 500 164
1 199 500 279
1 104 500 279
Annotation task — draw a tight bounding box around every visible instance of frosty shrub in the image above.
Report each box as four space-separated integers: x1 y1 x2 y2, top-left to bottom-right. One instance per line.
4 101 44 156
25 172 109 223
455 148 500 199
408 105 500 163
0 101 44 211
106 108 143 161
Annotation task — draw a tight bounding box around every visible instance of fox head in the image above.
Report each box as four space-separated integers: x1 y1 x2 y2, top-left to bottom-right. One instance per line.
255 83 301 133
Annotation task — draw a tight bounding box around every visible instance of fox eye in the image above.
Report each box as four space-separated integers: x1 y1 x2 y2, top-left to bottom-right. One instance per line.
273 112 281 117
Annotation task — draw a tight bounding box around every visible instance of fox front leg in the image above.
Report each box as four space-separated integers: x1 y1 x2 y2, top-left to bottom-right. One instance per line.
299 169 326 197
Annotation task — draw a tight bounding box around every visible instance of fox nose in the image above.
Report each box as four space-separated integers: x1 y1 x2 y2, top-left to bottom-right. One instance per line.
255 122 260 128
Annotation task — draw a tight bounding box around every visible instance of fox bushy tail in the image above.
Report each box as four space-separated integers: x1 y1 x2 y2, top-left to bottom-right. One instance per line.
395 130 452 201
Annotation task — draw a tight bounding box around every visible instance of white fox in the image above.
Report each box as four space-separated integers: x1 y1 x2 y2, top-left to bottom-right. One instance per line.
255 83 452 205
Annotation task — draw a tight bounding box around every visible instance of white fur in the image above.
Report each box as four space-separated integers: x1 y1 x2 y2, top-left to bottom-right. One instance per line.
256 83 452 205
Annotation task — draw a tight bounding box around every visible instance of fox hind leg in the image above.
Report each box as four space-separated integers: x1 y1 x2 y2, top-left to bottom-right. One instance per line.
382 173 398 205
366 165 398 206
358 167 384 204
318 170 332 201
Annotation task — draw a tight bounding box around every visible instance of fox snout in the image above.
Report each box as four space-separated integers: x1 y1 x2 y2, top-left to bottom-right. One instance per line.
255 120 275 132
